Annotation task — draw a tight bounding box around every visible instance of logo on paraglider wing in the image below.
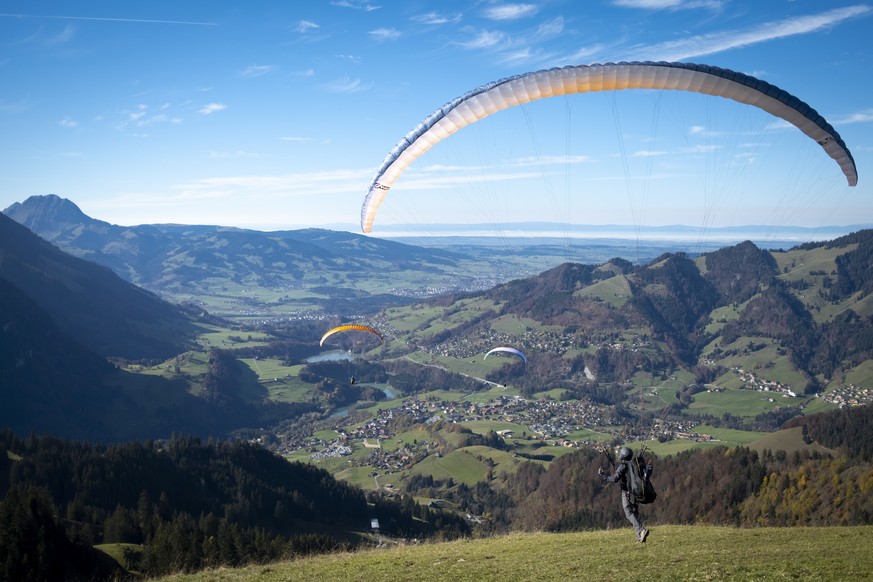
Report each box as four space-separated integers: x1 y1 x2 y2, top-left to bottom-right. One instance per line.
373 182 390 191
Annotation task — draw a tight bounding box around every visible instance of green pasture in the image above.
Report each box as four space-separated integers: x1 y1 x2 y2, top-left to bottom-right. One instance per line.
195 325 275 349
564 428 614 443
842 359 873 388
403 447 491 485
704 304 743 335
380 429 431 452
457 384 522 403
240 358 300 380
383 305 445 333
575 274 632 307
686 387 795 417
709 339 808 390
417 388 467 402
458 420 529 435
748 426 837 457
689 424 765 445
773 245 849 281
800 396 838 415
264 379 314 403
489 314 560 335
642 438 723 457
334 466 380 490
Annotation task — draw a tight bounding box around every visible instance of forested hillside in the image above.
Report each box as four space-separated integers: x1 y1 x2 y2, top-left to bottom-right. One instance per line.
0 432 469 579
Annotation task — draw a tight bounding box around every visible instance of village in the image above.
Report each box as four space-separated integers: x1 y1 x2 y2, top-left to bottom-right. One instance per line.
277 388 701 474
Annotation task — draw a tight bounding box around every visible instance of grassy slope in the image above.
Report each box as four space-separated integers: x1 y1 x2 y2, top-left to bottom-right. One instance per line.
157 525 873 582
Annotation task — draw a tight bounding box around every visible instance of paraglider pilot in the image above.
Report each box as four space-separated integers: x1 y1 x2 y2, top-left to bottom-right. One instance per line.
599 446 653 543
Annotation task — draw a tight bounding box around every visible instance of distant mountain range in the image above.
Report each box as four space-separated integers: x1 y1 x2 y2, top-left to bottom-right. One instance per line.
3 194 462 295
7 194 868 321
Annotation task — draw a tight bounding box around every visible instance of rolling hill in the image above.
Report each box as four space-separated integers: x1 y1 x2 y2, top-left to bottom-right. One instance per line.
4 195 472 317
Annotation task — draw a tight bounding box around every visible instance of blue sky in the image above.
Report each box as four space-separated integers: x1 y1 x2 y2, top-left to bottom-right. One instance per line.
1 0 871 236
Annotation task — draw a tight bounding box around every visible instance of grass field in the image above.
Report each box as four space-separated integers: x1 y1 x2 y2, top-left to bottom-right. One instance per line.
156 525 873 582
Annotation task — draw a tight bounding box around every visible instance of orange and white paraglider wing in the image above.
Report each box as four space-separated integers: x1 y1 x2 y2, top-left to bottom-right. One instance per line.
319 324 384 347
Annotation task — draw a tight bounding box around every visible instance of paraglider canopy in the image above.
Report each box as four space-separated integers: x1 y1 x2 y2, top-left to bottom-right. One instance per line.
319 324 384 347
484 346 527 364
361 61 857 234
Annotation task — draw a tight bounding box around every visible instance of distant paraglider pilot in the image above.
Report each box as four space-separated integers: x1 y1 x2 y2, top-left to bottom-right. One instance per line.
599 446 653 543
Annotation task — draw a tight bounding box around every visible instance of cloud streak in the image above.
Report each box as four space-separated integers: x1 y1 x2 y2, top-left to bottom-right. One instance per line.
0 13 217 25
482 4 539 21
618 5 872 61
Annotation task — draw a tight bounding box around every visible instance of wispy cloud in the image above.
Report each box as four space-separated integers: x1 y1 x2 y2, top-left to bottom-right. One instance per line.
112 103 183 131
535 17 564 39
482 3 539 21
619 5 872 61
240 65 276 78
835 109 873 124
411 11 462 25
0 13 216 25
369 27 401 42
199 103 226 115
332 1 381 12
458 30 505 49
166 169 374 203
514 154 592 166
336 54 362 64
280 136 315 142
322 76 373 93
59 116 78 128
296 20 319 33
611 0 723 9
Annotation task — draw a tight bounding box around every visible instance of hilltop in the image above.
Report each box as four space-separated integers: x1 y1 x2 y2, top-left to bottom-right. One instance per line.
156 525 873 582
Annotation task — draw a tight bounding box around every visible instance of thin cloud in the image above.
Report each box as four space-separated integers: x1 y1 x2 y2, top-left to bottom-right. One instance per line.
280 136 315 142
240 65 276 78
514 154 592 166
296 20 319 33
0 13 216 25
611 0 723 9
535 16 564 39
835 109 873 124
59 117 78 129
411 11 462 25
458 30 505 49
482 4 539 21
322 76 373 93
332 1 381 12
199 103 226 115
620 5 872 61
0 99 30 113
369 27 401 42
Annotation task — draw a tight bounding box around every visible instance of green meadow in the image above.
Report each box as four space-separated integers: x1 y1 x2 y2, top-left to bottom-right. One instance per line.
157 525 873 582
